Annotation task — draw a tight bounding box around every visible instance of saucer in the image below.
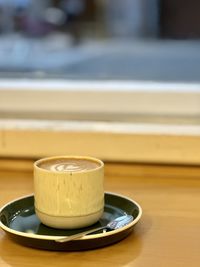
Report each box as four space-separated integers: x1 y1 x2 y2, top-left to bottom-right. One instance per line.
0 192 142 251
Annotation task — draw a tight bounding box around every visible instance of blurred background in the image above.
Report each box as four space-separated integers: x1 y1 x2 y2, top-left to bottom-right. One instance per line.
0 0 200 81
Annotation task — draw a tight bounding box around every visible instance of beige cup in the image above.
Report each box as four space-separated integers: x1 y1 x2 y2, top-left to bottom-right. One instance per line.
34 156 104 229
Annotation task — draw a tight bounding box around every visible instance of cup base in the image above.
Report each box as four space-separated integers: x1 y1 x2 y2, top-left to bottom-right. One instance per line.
35 208 104 229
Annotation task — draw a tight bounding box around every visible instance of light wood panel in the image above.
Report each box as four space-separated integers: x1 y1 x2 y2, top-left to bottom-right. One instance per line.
2 120 200 164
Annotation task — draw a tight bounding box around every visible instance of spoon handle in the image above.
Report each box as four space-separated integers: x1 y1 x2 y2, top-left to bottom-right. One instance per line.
55 226 106 243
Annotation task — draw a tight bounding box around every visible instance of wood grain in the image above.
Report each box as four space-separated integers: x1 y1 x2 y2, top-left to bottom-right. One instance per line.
0 161 200 267
2 120 200 165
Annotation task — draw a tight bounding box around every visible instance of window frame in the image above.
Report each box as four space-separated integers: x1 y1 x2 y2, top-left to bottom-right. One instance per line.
1 79 200 164
1 79 200 120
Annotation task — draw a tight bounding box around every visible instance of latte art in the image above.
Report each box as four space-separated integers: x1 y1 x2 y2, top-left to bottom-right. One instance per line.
52 163 82 172
39 158 101 172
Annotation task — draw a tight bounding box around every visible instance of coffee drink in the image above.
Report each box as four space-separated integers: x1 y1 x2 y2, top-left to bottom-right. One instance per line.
38 158 101 173
34 156 104 229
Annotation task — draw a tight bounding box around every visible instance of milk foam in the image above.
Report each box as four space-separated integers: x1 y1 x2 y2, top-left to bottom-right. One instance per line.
39 158 100 172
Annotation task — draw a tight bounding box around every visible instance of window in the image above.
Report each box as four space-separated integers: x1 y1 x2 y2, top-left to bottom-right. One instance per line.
0 0 200 163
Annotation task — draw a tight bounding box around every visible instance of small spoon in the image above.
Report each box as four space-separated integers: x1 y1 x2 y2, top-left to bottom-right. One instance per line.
56 214 133 243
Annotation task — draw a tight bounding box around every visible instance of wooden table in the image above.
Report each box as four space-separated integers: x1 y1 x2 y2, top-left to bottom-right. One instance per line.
0 160 200 267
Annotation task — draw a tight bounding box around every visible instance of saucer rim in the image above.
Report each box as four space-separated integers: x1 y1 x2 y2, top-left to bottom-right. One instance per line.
0 191 142 241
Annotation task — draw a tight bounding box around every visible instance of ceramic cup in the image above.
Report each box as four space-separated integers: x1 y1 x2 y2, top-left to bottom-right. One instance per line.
34 156 104 229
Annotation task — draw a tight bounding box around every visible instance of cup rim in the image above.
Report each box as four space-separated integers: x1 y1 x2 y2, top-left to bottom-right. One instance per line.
34 155 104 174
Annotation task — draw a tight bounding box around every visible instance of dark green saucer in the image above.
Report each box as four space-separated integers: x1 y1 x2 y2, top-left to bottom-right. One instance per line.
0 192 142 251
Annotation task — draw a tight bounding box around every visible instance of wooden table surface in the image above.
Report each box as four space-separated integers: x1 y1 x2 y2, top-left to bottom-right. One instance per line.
0 160 200 267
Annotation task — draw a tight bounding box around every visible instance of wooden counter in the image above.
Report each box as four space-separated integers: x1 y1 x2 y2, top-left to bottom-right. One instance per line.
0 160 200 267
